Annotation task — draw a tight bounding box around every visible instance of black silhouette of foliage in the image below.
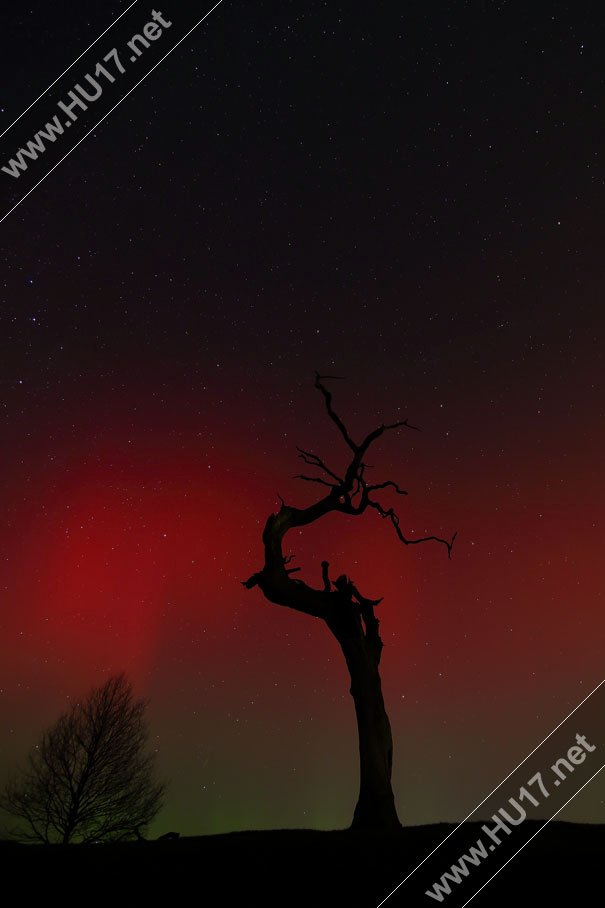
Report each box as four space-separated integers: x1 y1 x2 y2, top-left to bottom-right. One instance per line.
0 673 164 844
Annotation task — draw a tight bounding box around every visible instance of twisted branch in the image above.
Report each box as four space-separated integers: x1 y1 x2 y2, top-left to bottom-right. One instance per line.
367 499 457 559
243 374 457 616
296 446 344 484
294 474 336 488
366 480 408 496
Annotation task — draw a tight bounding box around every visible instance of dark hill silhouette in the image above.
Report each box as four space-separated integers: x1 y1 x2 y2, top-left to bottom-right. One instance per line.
2 821 604 906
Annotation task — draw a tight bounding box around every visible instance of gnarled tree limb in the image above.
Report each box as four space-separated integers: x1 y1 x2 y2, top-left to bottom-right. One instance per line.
243 374 457 614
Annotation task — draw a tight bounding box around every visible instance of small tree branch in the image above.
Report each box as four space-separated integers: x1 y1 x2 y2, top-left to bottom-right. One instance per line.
296 447 344 484
357 419 420 459
368 498 457 558
350 582 384 609
366 480 408 496
314 372 358 452
321 560 332 593
294 474 337 489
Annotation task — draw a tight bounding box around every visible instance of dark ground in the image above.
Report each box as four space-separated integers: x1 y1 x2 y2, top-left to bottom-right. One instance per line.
3 821 603 905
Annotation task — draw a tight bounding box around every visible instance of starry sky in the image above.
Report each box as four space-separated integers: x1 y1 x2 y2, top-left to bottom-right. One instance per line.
1 0 604 836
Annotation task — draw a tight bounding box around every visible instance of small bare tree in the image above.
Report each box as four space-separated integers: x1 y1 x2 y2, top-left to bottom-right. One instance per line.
244 374 456 830
0 674 164 844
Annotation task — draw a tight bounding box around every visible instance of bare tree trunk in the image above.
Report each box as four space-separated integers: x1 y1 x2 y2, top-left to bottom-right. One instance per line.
349 653 399 829
327 603 400 830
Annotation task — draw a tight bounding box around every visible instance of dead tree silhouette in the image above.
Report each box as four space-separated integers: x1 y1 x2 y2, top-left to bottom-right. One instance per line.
244 373 456 830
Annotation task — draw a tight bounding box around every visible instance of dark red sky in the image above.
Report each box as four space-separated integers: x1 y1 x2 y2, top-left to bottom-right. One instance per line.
1 0 604 835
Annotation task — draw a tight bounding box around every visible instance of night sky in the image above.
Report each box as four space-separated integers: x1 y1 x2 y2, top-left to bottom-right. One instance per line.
1 1 604 836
